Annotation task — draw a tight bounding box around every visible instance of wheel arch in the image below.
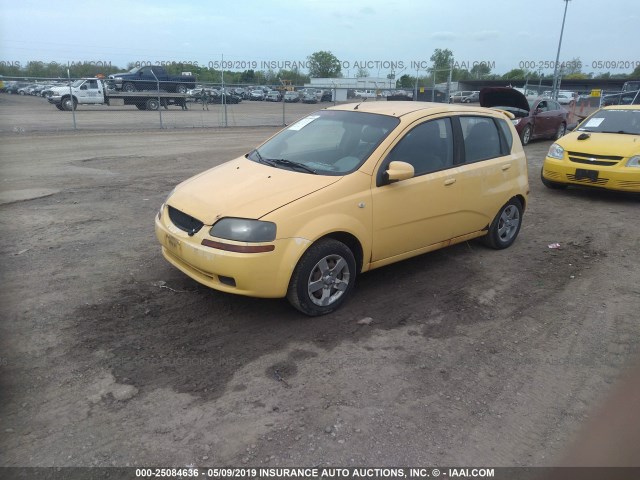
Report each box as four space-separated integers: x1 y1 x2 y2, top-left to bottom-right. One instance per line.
313 231 364 275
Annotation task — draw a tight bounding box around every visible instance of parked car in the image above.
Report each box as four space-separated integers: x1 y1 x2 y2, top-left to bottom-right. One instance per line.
301 92 318 104
354 89 377 98
283 91 299 103
320 89 333 102
541 105 640 192
556 91 577 105
250 89 265 101
265 91 282 102
480 87 568 145
601 81 640 106
450 91 475 103
155 102 529 316
462 91 480 103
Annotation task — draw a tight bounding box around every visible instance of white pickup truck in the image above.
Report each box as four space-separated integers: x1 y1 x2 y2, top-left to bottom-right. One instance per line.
47 77 189 111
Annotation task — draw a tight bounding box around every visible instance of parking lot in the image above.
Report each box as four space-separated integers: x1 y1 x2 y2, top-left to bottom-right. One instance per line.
1 93 639 468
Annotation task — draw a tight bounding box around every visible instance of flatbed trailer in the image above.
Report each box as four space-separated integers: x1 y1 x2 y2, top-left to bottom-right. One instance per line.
47 78 190 111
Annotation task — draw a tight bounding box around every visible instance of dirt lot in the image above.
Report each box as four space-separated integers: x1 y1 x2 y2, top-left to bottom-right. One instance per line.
1 93 639 469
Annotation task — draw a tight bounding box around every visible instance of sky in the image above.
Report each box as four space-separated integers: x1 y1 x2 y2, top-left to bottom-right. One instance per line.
1 0 638 77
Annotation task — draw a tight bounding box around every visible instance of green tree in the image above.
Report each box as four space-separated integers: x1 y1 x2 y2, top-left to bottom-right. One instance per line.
307 51 341 78
397 74 415 89
630 64 640 78
470 62 492 78
502 69 528 80
356 67 369 78
430 48 454 83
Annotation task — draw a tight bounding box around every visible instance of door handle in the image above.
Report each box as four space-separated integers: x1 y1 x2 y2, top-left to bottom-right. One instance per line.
444 178 456 186
501 164 512 171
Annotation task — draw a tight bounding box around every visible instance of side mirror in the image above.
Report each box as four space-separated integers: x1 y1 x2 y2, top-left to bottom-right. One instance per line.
534 108 543 115
386 161 415 183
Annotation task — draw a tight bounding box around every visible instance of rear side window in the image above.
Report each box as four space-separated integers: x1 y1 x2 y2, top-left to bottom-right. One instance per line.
460 116 503 163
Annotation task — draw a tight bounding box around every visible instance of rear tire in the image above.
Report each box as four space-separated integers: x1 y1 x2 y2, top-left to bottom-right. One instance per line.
287 239 356 316
145 98 160 110
175 84 187 94
482 198 523 249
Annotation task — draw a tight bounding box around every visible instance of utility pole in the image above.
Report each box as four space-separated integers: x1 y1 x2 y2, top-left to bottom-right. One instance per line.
551 0 571 101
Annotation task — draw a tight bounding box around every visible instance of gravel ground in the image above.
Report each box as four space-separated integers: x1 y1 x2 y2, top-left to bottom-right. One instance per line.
1 93 639 469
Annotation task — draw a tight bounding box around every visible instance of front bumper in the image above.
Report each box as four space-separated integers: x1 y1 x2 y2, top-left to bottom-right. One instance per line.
542 157 640 192
154 208 311 298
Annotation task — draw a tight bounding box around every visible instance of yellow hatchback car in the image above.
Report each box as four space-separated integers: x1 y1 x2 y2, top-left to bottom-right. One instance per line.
542 105 640 192
156 102 529 315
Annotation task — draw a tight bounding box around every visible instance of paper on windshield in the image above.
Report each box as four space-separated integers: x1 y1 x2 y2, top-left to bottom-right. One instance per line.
288 115 320 131
584 117 605 128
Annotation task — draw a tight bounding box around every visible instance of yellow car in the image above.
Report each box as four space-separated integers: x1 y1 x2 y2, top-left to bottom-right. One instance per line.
156 102 529 315
542 105 640 192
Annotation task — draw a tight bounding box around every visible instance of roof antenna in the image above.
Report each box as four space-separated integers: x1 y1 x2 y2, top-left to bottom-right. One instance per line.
354 98 367 110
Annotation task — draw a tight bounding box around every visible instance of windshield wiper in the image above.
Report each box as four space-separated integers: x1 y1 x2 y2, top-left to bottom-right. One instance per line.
599 130 636 135
267 158 317 174
251 150 317 174
251 149 276 167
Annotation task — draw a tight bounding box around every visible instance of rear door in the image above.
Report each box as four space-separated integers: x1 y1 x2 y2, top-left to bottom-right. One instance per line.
451 115 520 235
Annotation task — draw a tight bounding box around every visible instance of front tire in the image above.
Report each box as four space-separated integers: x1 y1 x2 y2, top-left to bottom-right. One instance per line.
122 82 136 93
175 84 187 94
287 239 356 316
61 96 77 111
520 125 532 146
483 198 523 249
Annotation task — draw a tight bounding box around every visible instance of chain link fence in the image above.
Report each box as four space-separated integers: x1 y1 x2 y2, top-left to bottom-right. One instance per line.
0 76 346 133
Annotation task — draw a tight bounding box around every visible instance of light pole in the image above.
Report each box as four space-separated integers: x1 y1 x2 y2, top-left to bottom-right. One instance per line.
551 0 571 100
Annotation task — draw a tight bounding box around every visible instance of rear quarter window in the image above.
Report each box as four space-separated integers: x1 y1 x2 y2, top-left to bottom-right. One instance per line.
459 116 503 163
496 118 514 152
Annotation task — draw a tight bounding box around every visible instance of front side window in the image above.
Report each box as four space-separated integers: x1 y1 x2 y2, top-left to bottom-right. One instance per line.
460 116 503 163
385 118 453 175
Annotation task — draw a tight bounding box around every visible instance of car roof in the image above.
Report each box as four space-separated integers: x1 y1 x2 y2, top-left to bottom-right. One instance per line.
329 101 505 119
602 105 640 111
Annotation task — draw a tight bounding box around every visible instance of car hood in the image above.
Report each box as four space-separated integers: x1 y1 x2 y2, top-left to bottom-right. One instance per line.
480 87 530 113
167 157 341 225
559 131 640 157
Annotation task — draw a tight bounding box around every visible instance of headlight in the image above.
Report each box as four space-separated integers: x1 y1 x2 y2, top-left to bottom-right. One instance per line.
626 155 640 167
547 143 565 160
210 218 276 242
511 118 521 126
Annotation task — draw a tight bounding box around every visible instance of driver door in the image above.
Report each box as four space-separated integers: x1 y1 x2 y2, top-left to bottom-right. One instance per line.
370 117 459 263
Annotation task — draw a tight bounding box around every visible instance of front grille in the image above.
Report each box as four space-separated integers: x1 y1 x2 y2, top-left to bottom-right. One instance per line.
567 151 623 167
566 174 609 186
168 206 204 236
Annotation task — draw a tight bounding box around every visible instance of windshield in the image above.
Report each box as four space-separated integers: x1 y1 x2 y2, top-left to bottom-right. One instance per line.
577 109 640 135
247 110 400 175
127 67 140 74
71 80 85 87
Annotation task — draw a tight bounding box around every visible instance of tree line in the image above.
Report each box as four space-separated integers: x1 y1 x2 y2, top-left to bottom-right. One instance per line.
2 49 638 86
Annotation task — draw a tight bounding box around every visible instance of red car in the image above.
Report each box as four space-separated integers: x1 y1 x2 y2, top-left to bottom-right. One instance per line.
480 87 568 145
